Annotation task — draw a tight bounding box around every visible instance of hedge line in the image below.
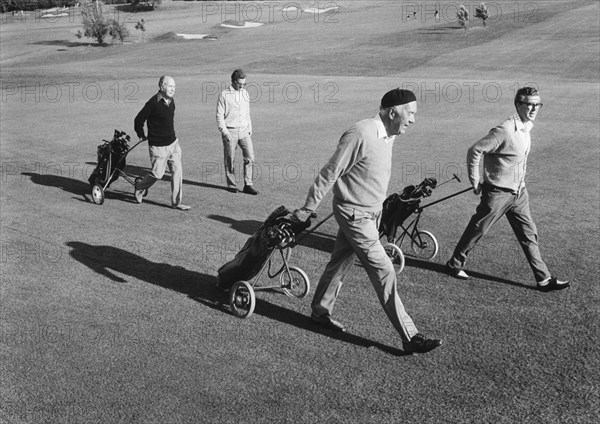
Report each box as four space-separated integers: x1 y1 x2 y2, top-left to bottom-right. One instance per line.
1 0 79 13
0 0 147 13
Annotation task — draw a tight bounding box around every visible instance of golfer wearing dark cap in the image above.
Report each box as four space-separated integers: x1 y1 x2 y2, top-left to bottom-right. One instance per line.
292 88 442 354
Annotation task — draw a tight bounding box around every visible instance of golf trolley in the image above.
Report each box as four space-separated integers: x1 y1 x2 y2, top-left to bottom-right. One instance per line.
217 207 312 319
88 130 145 205
380 175 471 274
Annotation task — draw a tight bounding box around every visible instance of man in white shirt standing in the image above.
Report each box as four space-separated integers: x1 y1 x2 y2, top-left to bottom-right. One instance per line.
216 69 258 195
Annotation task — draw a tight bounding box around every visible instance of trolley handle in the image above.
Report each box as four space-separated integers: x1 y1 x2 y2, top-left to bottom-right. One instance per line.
418 187 472 211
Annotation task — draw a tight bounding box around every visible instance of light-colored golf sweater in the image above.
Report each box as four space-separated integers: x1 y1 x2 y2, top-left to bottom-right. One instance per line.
216 86 252 134
303 115 395 212
468 113 532 194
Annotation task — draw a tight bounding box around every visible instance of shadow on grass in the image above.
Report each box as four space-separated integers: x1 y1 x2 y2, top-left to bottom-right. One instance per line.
66 242 405 356
66 241 225 307
404 256 537 290
30 40 105 48
21 167 222 206
21 171 143 205
254 298 408 356
207 213 336 253
125 164 231 192
207 214 262 234
23 161 230 202
22 171 89 196
415 25 464 34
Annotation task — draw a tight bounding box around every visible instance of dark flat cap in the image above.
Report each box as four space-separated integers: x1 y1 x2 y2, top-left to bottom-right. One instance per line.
381 88 417 108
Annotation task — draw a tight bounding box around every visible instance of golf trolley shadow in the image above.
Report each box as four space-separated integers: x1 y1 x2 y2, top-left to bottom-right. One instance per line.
380 175 472 274
88 130 145 205
217 207 312 319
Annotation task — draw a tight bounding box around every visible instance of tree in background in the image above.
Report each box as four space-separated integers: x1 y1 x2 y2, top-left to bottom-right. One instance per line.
79 0 129 45
475 3 489 27
129 0 161 11
457 4 469 29
109 15 129 43
0 0 77 13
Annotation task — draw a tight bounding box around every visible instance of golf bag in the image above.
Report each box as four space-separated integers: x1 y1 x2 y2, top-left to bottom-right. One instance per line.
217 206 312 290
379 178 437 242
88 130 131 188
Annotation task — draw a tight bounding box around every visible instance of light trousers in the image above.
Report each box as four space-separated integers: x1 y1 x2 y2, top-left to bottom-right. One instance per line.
222 127 254 188
311 201 419 342
136 139 183 206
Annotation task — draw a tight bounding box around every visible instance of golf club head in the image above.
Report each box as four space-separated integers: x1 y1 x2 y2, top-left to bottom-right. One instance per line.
453 173 461 183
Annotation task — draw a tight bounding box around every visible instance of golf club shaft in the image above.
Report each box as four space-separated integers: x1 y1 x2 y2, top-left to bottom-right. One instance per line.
419 187 472 210
436 173 461 188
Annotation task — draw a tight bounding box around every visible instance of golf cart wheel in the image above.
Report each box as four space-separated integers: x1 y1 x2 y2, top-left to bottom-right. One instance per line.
384 243 405 275
281 266 310 299
229 281 255 319
410 230 439 260
91 184 105 205
134 177 148 197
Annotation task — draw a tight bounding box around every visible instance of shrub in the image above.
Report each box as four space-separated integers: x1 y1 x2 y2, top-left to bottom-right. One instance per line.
0 0 77 13
108 16 129 43
475 3 489 27
135 18 146 41
457 4 469 29
80 0 129 45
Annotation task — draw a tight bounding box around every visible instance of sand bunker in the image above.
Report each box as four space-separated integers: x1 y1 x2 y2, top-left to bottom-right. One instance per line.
303 6 339 14
40 13 69 18
220 22 264 29
176 33 216 40
39 6 70 18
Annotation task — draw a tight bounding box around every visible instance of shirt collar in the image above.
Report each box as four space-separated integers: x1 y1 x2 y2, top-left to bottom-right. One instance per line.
157 92 172 105
513 113 533 133
229 85 244 93
374 114 395 143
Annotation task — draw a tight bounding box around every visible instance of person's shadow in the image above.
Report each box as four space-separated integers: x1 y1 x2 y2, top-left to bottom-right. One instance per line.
22 171 91 197
66 242 407 356
21 171 134 204
21 161 230 205
404 257 537 290
22 164 145 202
65 241 223 305
125 164 230 193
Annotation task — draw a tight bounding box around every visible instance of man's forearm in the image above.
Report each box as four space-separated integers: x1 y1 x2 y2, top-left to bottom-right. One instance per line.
467 132 499 187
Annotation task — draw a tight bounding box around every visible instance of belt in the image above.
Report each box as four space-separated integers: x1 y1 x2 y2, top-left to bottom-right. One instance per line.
483 182 517 194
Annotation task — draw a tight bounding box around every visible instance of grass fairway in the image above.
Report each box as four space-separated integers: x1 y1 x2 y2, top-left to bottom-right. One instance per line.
1 1 599 423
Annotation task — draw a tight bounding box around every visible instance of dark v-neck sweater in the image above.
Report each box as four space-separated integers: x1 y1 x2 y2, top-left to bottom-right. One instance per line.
134 93 177 146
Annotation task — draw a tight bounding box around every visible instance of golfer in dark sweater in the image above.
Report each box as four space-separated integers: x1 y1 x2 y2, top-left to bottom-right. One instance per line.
134 76 190 210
